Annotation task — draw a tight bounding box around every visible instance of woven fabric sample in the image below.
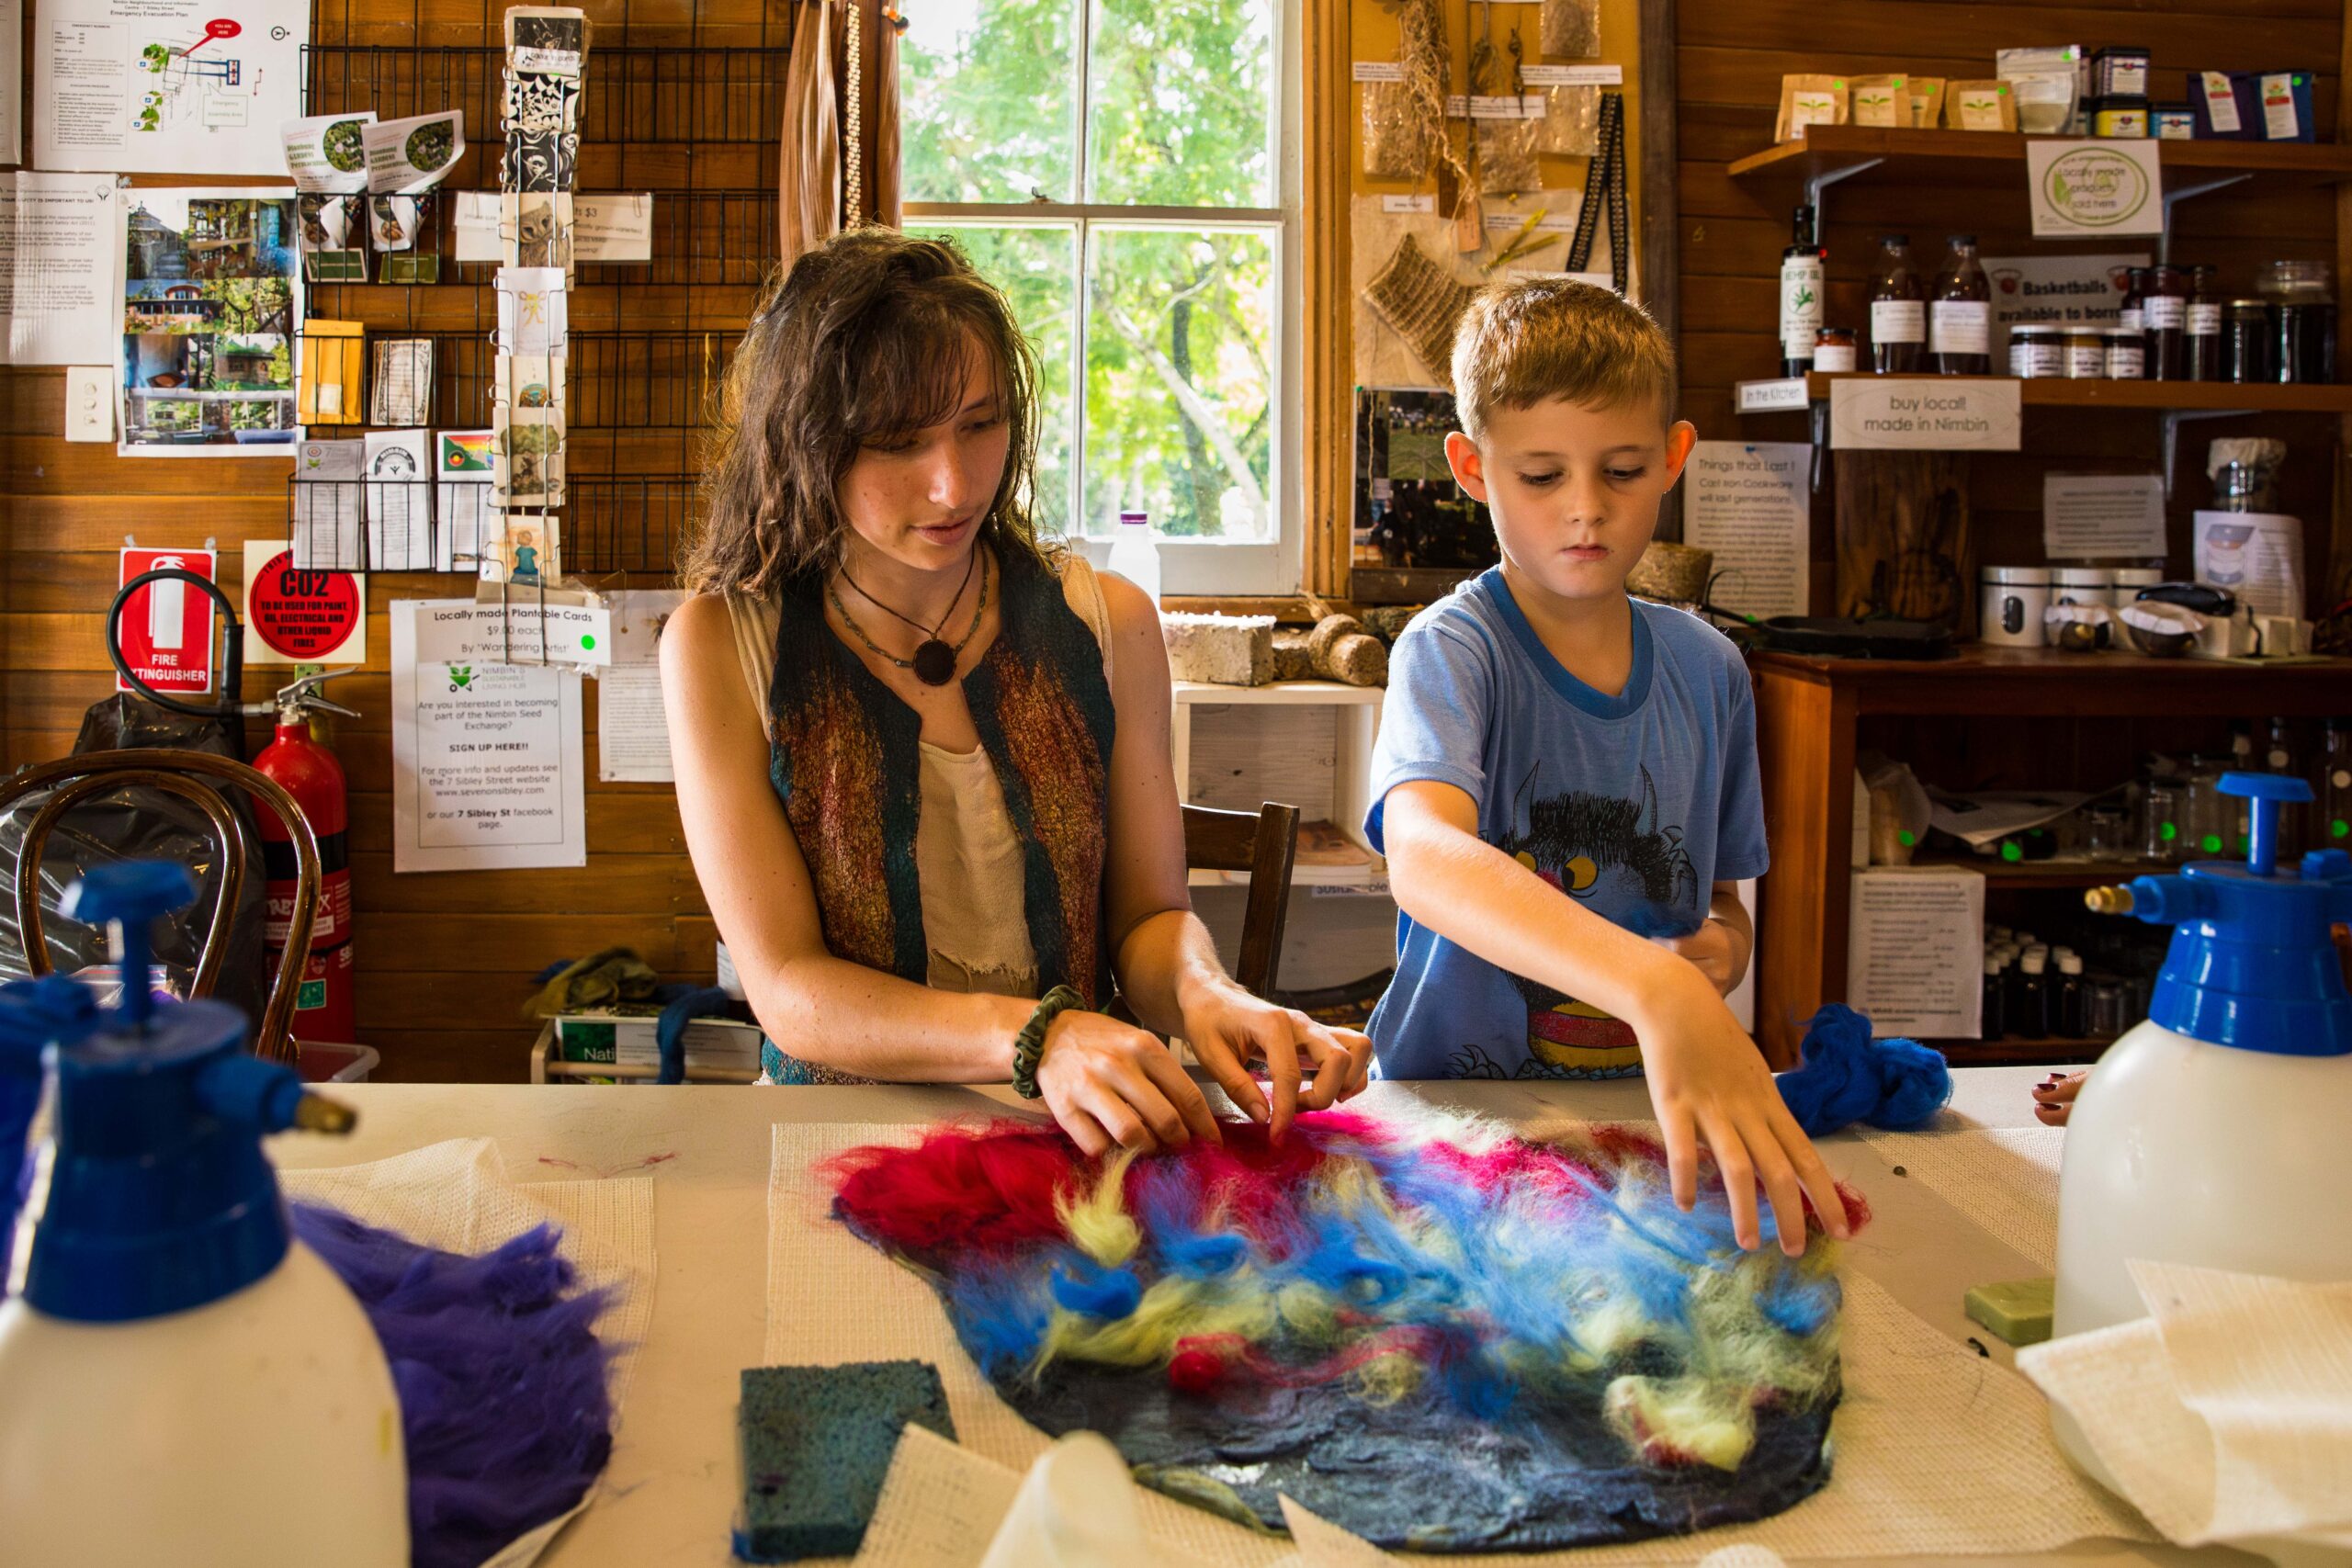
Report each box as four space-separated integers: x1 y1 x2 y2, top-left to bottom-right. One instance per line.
1362 236 1476 384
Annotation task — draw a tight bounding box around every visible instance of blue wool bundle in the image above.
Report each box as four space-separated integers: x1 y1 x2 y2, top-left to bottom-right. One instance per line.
1776 1004 1951 1136
290 1204 617 1568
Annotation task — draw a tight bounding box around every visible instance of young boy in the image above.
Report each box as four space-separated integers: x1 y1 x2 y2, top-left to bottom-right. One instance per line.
1366 279 1845 1256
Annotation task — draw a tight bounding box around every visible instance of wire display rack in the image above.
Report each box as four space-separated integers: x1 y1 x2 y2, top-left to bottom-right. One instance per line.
282 471 698 580
300 44 793 145
291 327 740 433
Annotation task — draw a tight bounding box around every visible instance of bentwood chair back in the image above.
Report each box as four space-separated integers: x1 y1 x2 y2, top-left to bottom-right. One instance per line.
0 750 321 1063
1180 801 1300 998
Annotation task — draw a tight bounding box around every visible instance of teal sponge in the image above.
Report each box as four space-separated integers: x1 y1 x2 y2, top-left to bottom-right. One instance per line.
734 1359 956 1562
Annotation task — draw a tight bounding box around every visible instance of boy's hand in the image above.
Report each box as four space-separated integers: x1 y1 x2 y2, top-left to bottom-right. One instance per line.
1656 918 1740 995
1634 969 1850 1257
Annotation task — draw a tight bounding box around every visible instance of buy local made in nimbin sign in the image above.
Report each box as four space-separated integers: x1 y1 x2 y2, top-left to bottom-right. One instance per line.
2027 140 2163 239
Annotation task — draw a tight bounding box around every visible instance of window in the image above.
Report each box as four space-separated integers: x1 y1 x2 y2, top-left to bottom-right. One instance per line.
902 0 1301 593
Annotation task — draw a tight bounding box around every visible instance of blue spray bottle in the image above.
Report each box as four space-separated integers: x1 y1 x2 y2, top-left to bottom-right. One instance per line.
2057 773 2352 1340
0 863 408 1565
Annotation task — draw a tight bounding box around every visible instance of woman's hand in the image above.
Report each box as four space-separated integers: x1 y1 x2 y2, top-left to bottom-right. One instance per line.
1035 1010 1222 1157
1633 967 1851 1257
1655 918 1742 995
2032 1069 2088 1126
1179 981 1374 1142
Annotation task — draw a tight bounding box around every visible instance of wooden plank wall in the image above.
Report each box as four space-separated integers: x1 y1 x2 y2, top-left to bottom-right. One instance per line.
1676 0 2346 613
1 0 788 1080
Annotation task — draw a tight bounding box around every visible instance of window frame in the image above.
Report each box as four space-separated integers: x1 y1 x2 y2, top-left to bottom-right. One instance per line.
903 0 1304 596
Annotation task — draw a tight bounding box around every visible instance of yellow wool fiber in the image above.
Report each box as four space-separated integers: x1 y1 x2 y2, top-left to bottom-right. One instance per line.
1057 1146 1141 1268
1604 1373 1758 1472
1037 1269 1282 1371
1352 1349 1425 1405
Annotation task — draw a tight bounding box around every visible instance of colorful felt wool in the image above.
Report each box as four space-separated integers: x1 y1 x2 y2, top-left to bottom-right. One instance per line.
827 1110 1870 1551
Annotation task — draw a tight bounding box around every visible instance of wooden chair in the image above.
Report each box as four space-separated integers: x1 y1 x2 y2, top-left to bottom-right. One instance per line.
0 749 322 1063
1182 801 1300 998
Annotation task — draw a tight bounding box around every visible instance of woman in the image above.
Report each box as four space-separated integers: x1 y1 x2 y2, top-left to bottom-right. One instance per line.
662 230 1371 1153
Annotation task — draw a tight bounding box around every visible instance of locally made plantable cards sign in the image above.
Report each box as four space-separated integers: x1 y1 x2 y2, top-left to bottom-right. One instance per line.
1828 378 2020 451
2026 139 2164 238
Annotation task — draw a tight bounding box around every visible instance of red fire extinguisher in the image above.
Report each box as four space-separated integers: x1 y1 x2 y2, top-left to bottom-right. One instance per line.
252 674 361 1046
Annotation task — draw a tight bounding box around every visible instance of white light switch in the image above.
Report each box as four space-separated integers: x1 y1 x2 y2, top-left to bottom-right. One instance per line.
64 367 113 443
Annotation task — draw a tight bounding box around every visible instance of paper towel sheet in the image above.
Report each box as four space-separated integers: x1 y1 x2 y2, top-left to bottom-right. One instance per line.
284 1137 657 1568
768 1121 2152 1563
2020 1262 2352 1548
1860 1122 2066 1269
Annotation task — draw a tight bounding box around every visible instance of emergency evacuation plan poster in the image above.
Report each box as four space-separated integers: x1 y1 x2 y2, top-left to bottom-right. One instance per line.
35 0 306 175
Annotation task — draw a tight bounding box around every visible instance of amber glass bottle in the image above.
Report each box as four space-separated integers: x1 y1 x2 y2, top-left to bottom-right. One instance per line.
1868 234 1926 374
1929 233 1992 375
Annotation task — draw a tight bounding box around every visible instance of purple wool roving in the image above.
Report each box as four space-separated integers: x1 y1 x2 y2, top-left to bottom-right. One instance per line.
290 1205 617 1568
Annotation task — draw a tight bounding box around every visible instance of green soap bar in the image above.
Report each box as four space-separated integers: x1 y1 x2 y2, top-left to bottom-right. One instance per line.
736 1359 956 1562
1964 1278 2054 1346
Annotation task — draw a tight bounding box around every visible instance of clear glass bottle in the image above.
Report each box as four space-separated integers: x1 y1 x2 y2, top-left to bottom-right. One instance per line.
1869 233 1926 374
1105 508 1160 603
2319 717 2352 850
2143 264 2189 379
1781 205 1825 378
2185 265 2223 379
1929 234 1992 376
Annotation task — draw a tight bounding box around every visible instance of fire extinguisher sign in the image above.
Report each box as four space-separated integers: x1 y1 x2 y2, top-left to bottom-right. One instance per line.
117 547 219 694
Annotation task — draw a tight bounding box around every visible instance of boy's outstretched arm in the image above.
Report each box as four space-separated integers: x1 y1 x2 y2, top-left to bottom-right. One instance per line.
1381 780 1849 1257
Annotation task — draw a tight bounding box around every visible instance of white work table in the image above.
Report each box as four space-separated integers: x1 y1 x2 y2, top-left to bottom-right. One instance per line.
270 1069 2230 1568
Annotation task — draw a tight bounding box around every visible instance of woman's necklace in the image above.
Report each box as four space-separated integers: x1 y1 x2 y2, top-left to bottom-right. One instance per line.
828 547 989 686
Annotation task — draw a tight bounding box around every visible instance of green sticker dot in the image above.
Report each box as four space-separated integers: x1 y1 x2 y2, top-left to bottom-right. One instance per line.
1898 829 1917 847
2334 818 2349 839
581 634 597 649
2001 841 2023 862
2200 833 2222 854
2160 820 2177 840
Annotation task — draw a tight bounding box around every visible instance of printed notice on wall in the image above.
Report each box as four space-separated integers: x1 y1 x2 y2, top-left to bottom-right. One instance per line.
0 0 21 165
0 174 122 366
1829 377 2021 452
1682 441 1810 619
391 599 586 873
1846 866 1984 1039
2026 140 2164 239
597 589 683 783
2044 473 2166 558
35 0 308 175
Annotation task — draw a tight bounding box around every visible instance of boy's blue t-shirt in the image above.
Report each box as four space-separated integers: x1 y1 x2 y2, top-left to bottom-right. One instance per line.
1364 570 1768 1080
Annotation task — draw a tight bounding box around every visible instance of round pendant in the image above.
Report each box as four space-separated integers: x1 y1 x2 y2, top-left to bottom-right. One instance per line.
911 638 957 686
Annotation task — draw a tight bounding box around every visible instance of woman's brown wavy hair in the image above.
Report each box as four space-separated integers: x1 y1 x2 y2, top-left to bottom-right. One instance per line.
684 228 1047 595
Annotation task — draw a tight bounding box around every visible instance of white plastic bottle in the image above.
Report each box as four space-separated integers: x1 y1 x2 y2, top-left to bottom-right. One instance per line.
0 863 407 1568
1105 508 1162 604
2053 774 2352 1344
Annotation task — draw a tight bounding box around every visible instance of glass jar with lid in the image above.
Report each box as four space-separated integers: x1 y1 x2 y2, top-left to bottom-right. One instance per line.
2257 260 2336 384
1813 325 1858 373
2222 299 2275 383
2064 327 2107 378
2105 326 2146 378
2009 325 2064 378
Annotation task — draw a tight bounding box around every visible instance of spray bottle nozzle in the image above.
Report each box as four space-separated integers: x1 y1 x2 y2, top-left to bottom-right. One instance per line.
57 863 198 1033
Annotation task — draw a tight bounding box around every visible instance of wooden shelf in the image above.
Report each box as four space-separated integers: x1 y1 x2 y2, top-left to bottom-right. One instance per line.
1191 820 1386 889
1727 126 2352 192
1909 853 2141 889
1736 373 2352 416
1938 1036 2114 1067
1172 679 1385 707
1749 645 2352 717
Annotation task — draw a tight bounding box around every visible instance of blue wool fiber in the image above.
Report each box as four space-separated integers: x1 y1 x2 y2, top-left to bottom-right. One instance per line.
1776 1004 1951 1136
1050 1262 1144 1319
1756 1271 1841 1337
945 1258 1057 1374
1131 1163 1248 1277
289 1204 616 1568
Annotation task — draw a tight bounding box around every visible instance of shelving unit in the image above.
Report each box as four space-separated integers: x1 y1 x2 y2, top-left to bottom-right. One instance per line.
1747 645 2352 1068
1170 681 1386 889
1726 127 2352 197
1736 373 2352 416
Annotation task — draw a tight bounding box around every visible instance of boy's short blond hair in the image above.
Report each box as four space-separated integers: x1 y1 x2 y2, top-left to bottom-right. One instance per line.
1451 279 1678 442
